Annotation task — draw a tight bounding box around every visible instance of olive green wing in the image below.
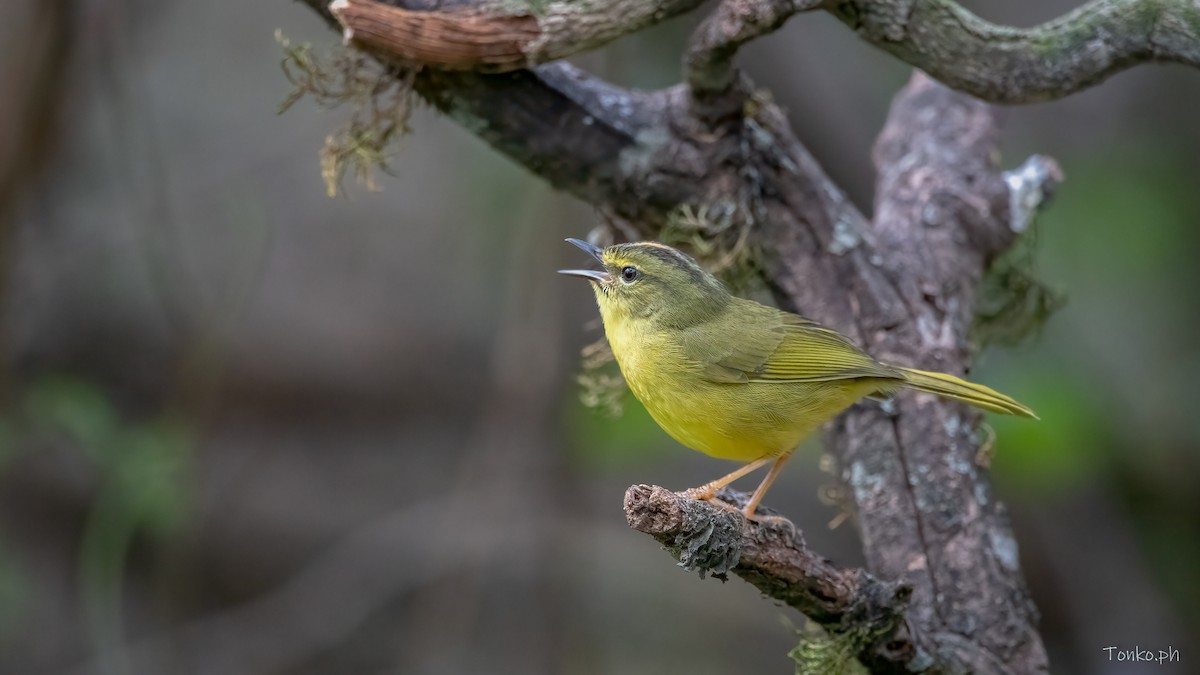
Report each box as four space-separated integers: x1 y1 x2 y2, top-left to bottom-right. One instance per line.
695 305 901 384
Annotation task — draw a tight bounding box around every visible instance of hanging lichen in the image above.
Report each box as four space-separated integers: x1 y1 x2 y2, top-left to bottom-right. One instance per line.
973 224 1066 347
575 336 626 417
788 622 869 675
276 30 418 197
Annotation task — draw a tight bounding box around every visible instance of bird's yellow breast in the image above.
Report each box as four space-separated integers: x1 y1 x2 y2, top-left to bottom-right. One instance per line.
602 313 872 462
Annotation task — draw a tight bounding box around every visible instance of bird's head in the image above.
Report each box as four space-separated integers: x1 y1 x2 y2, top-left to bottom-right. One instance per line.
559 239 730 328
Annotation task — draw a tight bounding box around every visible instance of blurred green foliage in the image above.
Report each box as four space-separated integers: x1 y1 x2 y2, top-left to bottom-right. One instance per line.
988 142 1200 490
5 375 191 657
989 372 1107 495
0 420 13 468
0 542 27 642
567 391 675 470
24 375 190 535
980 140 1200 634
25 376 119 463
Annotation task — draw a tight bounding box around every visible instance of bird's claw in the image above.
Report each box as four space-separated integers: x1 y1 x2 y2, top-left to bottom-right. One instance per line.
745 512 797 538
678 488 797 535
679 484 719 501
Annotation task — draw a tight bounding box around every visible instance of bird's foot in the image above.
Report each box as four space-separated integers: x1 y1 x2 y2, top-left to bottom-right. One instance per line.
743 510 798 538
678 485 745 515
679 487 797 535
679 483 720 502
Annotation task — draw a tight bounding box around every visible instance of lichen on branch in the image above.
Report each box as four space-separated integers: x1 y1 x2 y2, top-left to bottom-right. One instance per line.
624 485 922 672
832 0 1200 103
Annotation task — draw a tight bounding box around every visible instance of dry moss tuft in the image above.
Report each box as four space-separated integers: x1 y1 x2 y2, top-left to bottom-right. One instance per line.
974 226 1065 347
576 336 625 417
277 30 418 197
788 622 869 675
660 203 760 291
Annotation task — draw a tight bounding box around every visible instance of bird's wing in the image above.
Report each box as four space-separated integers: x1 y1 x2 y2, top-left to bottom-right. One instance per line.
696 307 901 384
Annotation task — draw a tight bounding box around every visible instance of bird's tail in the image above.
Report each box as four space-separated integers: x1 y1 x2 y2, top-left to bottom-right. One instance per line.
897 367 1038 419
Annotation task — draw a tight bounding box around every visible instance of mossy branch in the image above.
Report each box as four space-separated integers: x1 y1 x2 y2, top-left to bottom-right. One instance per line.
624 485 926 673
324 0 1199 104
833 0 1200 103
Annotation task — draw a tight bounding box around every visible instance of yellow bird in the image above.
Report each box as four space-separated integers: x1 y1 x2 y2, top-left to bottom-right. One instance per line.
560 238 1036 521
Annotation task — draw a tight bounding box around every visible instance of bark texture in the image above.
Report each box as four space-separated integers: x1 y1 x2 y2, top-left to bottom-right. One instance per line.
329 0 1200 102
833 0 1200 103
625 485 916 671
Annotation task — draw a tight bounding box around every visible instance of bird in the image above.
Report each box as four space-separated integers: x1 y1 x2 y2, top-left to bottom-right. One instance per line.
560 238 1036 521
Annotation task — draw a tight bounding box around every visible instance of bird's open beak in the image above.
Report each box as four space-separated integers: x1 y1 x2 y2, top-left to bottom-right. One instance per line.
566 237 604 264
558 268 611 283
558 238 612 283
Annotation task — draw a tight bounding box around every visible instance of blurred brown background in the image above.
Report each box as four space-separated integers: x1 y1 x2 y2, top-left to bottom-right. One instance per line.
1 1 1197 674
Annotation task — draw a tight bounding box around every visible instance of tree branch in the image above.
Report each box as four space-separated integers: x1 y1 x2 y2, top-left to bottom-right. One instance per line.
326 0 1200 103
685 0 824 97
415 64 679 218
832 0 1200 103
329 0 708 71
625 485 928 671
824 72 1060 673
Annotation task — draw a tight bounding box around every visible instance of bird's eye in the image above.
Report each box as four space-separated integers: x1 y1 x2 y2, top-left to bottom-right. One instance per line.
620 266 640 283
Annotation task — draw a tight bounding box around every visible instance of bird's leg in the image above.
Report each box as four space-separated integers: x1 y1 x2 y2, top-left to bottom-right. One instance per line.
742 452 793 521
679 457 773 502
